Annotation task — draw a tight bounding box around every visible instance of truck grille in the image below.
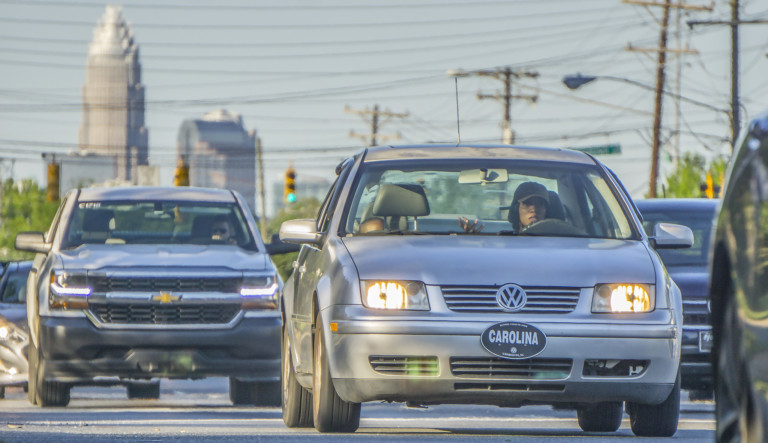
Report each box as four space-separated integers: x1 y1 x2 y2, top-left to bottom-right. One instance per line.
442 285 580 313
450 357 572 380
90 277 241 293
89 303 241 325
683 299 710 326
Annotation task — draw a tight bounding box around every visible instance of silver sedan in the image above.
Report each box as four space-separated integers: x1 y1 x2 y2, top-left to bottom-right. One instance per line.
279 144 692 436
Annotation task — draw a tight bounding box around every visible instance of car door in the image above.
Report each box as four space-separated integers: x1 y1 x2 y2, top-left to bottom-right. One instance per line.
291 160 354 374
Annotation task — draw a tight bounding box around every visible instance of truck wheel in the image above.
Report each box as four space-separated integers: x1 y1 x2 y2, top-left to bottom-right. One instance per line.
577 401 623 432
28 340 70 407
312 312 360 433
282 325 313 427
627 371 680 437
126 381 160 399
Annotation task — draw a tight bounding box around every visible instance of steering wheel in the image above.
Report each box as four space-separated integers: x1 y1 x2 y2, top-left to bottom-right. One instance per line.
520 218 587 236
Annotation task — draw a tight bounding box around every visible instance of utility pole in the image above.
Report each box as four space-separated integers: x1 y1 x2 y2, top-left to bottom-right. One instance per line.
345 104 409 146
256 137 267 242
623 0 712 198
688 0 768 147
449 67 538 144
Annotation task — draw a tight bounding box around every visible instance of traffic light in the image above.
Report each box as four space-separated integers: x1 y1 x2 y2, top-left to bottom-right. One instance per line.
174 158 189 186
46 162 60 202
700 171 715 199
284 167 296 203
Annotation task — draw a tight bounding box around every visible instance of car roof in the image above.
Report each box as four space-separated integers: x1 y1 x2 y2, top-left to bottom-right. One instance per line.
634 198 719 212
362 144 596 164
76 186 237 203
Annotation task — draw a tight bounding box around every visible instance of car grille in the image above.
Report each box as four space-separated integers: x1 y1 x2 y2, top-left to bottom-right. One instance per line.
683 299 710 326
89 303 241 325
90 276 241 293
450 357 572 380
441 285 580 313
369 356 439 376
454 382 565 392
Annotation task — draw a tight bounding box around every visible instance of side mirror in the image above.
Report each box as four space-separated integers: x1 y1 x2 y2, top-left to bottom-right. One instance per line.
15 231 51 254
279 219 322 245
651 223 693 249
264 233 301 255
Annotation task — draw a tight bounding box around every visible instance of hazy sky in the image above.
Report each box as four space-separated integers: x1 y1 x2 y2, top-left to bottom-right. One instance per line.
1 0 767 213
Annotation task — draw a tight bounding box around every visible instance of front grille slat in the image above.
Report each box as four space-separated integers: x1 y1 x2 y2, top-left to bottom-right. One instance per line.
89 303 240 325
442 285 580 313
450 357 572 380
369 356 439 376
91 276 241 293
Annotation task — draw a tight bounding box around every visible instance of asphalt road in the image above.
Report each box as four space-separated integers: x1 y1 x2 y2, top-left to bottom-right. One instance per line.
0 378 715 442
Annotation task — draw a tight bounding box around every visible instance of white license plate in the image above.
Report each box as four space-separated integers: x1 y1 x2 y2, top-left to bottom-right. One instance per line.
699 330 713 352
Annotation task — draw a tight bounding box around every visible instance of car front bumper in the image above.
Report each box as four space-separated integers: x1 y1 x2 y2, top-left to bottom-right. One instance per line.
324 307 680 406
37 314 281 383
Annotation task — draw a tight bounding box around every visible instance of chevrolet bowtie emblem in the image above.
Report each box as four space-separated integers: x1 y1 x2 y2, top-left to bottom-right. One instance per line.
152 293 181 303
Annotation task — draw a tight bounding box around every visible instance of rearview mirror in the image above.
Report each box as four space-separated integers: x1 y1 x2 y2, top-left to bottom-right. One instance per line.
458 168 509 184
652 223 693 249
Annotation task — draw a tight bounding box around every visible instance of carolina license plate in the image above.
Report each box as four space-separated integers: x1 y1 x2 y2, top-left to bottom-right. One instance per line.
699 330 713 352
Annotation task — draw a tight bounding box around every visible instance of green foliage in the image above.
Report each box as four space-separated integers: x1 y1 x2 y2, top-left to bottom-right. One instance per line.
267 197 322 281
662 153 727 199
0 179 60 260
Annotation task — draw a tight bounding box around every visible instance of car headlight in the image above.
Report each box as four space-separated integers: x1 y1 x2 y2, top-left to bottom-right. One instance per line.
361 280 429 310
50 271 91 309
240 274 278 309
592 283 654 313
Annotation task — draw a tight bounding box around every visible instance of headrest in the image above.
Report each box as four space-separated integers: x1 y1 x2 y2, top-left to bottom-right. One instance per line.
82 209 114 232
372 183 430 217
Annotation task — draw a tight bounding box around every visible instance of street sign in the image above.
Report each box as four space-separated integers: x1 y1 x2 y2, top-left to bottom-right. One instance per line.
570 144 621 155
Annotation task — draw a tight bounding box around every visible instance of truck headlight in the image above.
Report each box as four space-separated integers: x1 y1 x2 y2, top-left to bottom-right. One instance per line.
592 283 654 313
361 280 429 310
50 271 91 309
240 274 278 309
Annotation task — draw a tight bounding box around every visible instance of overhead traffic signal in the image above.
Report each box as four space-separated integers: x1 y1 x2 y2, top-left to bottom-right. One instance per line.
284 167 296 203
46 161 60 202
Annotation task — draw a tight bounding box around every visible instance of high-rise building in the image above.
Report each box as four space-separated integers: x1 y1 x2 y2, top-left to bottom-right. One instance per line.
177 110 257 210
78 5 148 183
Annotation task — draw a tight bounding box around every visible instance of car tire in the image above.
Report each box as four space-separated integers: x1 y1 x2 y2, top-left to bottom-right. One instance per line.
576 401 623 432
312 312 360 433
282 325 313 427
126 381 160 400
28 341 70 407
27 340 38 405
229 377 254 405
627 371 680 437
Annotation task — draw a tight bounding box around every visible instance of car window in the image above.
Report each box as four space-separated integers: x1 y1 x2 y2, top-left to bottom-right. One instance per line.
641 208 715 266
342 159 638 240
0 267 29 303
60 200 257 250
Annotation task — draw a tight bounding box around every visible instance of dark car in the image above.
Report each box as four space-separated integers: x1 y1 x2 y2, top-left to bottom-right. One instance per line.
0 261 32 396
710 109 768 441
635 198 718 400
15 186 281 407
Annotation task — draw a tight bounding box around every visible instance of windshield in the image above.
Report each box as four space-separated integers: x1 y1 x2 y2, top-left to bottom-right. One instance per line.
342 159 638 240
61 200 256 250
641 208 715 266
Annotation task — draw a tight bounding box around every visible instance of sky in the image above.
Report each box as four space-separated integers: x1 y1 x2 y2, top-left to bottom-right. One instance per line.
1 0 767 216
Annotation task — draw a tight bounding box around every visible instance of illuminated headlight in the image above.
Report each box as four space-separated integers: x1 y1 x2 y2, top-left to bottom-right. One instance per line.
240 274 278 309
50 271 91 309
361 281 429 310
0 318 23 342
592 284 654 313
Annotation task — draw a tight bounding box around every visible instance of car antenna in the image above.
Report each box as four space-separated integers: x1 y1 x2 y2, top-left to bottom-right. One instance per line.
454 77 461 145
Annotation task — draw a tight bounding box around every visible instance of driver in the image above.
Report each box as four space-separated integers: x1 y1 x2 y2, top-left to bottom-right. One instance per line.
511 181 549 232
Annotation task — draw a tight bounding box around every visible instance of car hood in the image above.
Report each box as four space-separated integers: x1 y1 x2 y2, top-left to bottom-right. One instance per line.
666 266 708 299
342 236 655 287
57 244 269 273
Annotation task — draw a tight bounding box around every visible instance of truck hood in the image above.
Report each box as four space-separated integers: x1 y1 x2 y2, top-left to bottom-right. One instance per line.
57 244 269 274
342 235 655 287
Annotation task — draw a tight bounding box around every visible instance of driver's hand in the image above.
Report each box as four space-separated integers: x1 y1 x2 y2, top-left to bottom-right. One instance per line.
458 217 484 233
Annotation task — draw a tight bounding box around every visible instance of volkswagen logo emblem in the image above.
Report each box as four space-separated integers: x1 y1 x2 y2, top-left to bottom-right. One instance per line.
496 284 527 312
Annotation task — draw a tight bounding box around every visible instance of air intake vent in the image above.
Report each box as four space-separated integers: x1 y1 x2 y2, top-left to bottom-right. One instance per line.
450 357 572 379
369 356 439 376
454 382 565 392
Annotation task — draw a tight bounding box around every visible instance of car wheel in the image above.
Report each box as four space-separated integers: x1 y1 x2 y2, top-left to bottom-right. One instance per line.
282 325 313 427
576 401 623 432
312 312 360 433
29 341 70 407
126 381 160 400
627 371 680 437
229 377 254 405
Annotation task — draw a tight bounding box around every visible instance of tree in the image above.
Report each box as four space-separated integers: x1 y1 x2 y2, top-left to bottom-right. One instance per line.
661 153 726 199
267 197 322 281
0 179 60 260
